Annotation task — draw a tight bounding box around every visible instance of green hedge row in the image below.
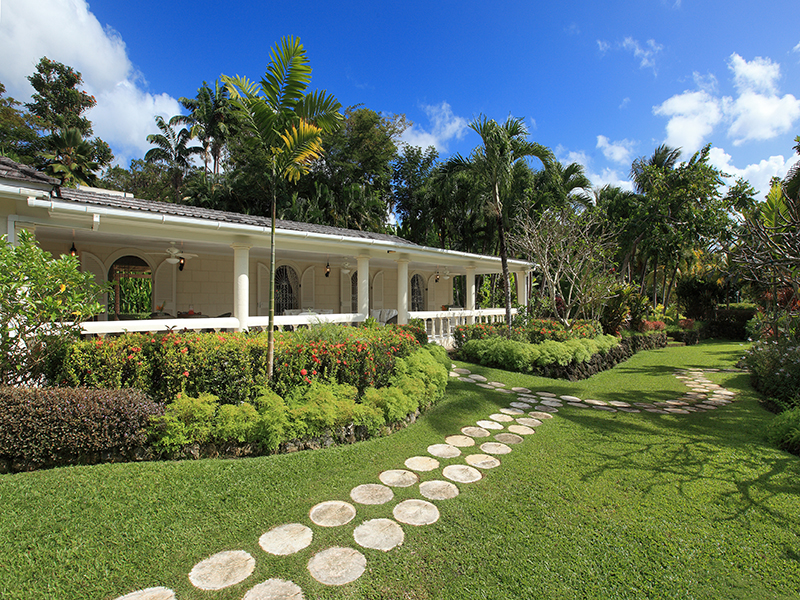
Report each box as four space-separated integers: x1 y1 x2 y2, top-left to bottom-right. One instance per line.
453 319 603 351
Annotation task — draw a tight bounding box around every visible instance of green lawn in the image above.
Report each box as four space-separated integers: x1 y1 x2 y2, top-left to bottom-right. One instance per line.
2 340 799 599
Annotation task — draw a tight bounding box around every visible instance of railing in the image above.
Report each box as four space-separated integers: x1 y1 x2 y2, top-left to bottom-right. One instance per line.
409 308 516 348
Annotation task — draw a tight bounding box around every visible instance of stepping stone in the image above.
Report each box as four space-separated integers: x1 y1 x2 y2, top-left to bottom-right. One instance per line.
242 579 304 600
476 383 494 389
528 411 553 419
654 402 671 407
189 550 255 590
567 402 589 409
537 392 557 397
540 400 563 407
511 387 532 393
405 456 440 472
419 480 460 500
476 420 504 430
500 407 525 415
310 501 356 527
508 424 535 435
684 407 699 412
445 435 475 447
427 444 461 459
480 442 512 455
490 413 515 422
584 399 608 406
494 388 514 394
461 426 491 438
535 405 558 413
443 464 482 483
592 406 617 412
471 375 488 382
633 403 652 408
488 381 506 387
449 372 459 378
495 433 524 444
379 469 418 488
458 377 475 383
666 400 688 406
510 402 533 409
259 523 313 556
465 454 501 469
453 368 471 374
664 408 689 414
516 417 542 427
353 518 404 551
645 408 668 414
307 547 366 586
350 484 394 505
517 394 538 401
617 407 641 413
393 499 440 526
608 401 631 407
114 589 175 600
560 395 581 402
700 404 717 410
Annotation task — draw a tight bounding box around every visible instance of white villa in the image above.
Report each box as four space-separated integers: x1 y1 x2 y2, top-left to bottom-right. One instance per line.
0 158 531 345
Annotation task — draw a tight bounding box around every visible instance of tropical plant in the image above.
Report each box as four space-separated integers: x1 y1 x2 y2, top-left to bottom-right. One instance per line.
446 115 552 331
40 127 99 186
177 80 232 176
144 115 201 203
222 36 342 378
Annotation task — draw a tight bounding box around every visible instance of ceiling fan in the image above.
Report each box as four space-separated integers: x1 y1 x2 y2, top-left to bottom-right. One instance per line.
162 242 197 267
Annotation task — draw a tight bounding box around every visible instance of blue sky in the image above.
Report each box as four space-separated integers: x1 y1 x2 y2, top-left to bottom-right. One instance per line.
1 0 799 197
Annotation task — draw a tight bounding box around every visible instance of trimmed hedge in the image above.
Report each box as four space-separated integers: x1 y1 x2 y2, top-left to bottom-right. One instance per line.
453 319 603 350
0 387 163 472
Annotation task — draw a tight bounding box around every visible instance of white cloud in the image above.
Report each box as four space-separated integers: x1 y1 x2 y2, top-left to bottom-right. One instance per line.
708 145 800 198
794 41 800 54
399 101 468 153
596 135 636 164
619 97 630 109
653 90 723 153
622 37 663 73
556 146 634 192
0 0 184 166
729 53 779 94
597 40 610 54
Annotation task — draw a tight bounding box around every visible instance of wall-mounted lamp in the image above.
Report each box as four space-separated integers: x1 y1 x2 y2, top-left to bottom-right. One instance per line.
435 272 440 283
69 242 77 257
325 261 330 277
178 256 186 271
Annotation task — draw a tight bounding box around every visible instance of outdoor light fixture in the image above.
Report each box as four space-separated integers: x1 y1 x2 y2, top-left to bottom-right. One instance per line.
435 272 440 283
166 256 180 265
69 242 77 257
325 261 330 277
178 257 186 271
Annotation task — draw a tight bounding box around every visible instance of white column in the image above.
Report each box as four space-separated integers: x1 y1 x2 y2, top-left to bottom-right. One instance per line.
397 259 409 325
232 244 250 331
466 267 476 324
516 271 528 307
357 255 370 319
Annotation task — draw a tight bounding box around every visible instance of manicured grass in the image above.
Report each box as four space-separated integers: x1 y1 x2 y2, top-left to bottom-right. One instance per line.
2 340 799 599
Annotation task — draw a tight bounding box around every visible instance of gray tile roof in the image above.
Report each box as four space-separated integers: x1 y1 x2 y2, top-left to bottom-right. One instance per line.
0 157 59 186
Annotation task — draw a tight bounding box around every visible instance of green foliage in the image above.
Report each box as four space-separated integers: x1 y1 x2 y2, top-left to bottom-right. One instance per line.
398 319 429 345
600 283 651 335
0 231 107 386
0 82 42 164
362 386 417 423
743 340 800 408
765 407 800 455
676 276 724 320
0 387 162 465
391 347 449 410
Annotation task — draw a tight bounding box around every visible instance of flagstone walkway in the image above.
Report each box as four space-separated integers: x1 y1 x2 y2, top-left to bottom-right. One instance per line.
115 366 737 600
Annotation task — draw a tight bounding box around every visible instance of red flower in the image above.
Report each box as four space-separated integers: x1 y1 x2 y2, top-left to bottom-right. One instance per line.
183 371 189 377
300 368 307 376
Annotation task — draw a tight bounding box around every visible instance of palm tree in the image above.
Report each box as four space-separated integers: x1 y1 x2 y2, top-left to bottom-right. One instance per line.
447 115 552 330
177 81 232 176
144 115 201 203
222 36 342 378
42 127 99 186
530 159 592 211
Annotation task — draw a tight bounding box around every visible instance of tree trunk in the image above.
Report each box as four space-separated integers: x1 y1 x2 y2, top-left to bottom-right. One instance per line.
497 212 513 334
267 164 277 379
664 265 679 309
639 254 650 295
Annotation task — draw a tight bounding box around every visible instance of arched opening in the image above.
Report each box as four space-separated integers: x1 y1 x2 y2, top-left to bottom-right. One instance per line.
108 256 152 319
411 273 425 312
275 265 300 315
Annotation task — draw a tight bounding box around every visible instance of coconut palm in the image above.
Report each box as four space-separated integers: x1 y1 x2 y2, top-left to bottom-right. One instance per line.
447 115 552 331
177 81 232 176
222 36 342 378
41 127 99 186
144 115 201 203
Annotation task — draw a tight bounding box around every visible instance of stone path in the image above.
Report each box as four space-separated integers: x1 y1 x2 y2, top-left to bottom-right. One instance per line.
114 366 737 600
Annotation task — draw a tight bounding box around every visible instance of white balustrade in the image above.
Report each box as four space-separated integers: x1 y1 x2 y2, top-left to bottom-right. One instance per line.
408 308 517 348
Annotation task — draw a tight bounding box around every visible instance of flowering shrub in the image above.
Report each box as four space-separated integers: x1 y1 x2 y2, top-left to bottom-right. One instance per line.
641 320 666 332
454 319 603 350
678 318 696 330
743 340 800 408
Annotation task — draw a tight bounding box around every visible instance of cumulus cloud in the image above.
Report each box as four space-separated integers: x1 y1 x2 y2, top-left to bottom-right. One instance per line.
708 145 800 198
596 135 636 164
621 37 663 73
653 53 800 152
0 0 183 165
399 102 468 153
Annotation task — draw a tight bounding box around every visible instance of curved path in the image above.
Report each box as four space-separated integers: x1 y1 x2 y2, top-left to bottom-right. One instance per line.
115 366 736 599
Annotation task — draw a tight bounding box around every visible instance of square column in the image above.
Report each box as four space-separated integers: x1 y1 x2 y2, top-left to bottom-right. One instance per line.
357 255 370 319
232 244 250 331
397 259 409 325
516 271 528 307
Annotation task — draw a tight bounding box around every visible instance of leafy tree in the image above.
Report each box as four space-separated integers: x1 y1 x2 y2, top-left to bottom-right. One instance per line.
178 80 232 176
528 159 592 212
223 36 342 378
394 144 440 244
0 82 42 164
446 115 552 330
99 159 175 203
144 115 202 203
0 230 107 385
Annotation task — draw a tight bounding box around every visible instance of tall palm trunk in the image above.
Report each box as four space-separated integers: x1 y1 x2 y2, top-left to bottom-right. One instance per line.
267 164 277 379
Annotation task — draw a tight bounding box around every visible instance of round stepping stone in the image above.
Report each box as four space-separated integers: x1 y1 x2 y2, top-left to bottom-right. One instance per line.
608 401 631 407
537 391 557 397
516 417 542 427
445 434 475 447
476 383 494 389
528 411 553 419
443 464 482 483
189 550 255 590
510 402 533 409
494 388 514 394
461 426 490 438
488 381 506 387
500 407 524 415
476 420 504 430
471 374 488 382
458 377 475 383
535 405 558 413
489 413 514 422
592 406 617 412
495 433 523 444
465 454 501 469
560 395 581 402
508 424 535 435
617 407 641 413
540 400 563 407
665 408 690 414
419 480 460 500
379 469 419 487
511 387 532 393
633 402 652 408
309 501 356 527
453 368 471 374
393 499 440 526
584 399 608 406
645 408 668 414
115 589 175 600
568 402 589 408
353 518 404 551
307 547 366 586
243 579 304 600
350 484 393 505
449 372 460 378
259 523 313 556
666 400 688 406
480 442 512 455
427 443 461 458
405 456 440 471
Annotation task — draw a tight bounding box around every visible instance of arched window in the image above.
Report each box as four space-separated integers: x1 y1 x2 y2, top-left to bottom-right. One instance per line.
351 271 358 313
108 256 152 318
411 274 425 312
275 265 300 315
